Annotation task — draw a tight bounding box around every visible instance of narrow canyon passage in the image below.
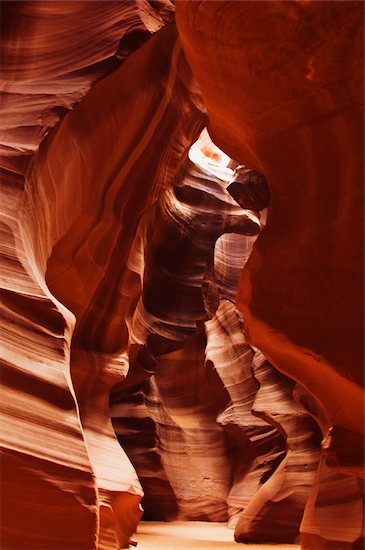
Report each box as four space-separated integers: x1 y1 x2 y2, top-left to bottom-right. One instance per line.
1 2 363 550
109 131 323 545
135 521 300 550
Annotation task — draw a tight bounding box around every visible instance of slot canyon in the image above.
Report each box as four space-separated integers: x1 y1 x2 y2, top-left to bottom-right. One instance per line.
0 1 364 549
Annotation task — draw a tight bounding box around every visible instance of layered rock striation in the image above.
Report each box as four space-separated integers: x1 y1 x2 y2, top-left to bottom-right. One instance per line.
1 1 364 549
176 2 364 548
111 143 323 543
1 2 200 548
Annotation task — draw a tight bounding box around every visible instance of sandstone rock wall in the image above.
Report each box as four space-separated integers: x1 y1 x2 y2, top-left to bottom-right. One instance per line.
176 2 364 548
1 2 364 549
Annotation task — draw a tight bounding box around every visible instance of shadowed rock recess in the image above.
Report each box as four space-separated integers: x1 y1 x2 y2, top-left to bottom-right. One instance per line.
1 1 364 549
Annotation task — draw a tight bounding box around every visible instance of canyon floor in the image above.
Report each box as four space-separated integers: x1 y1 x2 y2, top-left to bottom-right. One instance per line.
135 522 301 549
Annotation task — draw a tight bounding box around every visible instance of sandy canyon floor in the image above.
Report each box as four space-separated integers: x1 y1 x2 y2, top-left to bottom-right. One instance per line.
135 522 301 549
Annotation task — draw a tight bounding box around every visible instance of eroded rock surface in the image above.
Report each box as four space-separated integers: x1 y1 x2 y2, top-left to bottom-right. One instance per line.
1 2 199 548
110 146 322 543
1 1 364 549
176 1 364 548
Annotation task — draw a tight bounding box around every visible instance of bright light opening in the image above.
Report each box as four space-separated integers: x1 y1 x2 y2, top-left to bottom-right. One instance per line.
188 128 233 182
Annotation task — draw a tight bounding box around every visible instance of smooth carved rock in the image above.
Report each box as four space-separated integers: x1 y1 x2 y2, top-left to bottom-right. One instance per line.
127 157 260 354
176 0 364 435
2 1 364 548
1 5 204 546
321 427 365 479
111 140 285 527
115 152 263 522
152 328 232 521
1 0 170 177
113 145 322 540
1 2 172 546
214 232 258 303
205 300 286 527
300 456 364 549
1 184 98 547
207 225 321 540
234 350 322 543
27 21 203 548
110 381 179 521
176 2 364 547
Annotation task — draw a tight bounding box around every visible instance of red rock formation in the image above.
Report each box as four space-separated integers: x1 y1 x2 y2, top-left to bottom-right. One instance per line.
110 144 263 523
110 380 179 521
176 1 364 548
1 2 199 548
108 139 323 543
234 350 321 543
1 1 364 549
206 226 321 540
205 300 286 527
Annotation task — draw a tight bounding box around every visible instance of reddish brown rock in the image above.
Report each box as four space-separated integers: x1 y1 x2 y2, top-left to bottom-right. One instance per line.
176 0 364 431
2 1 364 548
1 2 201 547
110 381 179 521
109 138 323 542
205 300 286 527
234 350 321 543
176 1 364 547
111 139 265 523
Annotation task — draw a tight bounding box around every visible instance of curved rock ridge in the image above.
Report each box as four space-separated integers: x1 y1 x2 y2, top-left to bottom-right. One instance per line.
126 157 260 352
1 289 98 549
110 380 179 521
34 30 206 545
26 21 203 545
1 1 167 546
1 0 172 178
0 3 201 548
110 148 260 522
233 349 322 543
177 1 364 433
151 328 232 521
206 224 321 540
110 145 323 541
205 300 287 527
176 1 364 548
2 1 364 548
146 360 231 522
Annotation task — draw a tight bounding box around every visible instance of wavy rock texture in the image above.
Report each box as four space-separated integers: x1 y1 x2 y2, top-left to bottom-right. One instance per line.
110 151 323 542
2 1 364 549
176 2 364 548
145 369 230 522
206 231 321 540
1 1 172 175
110 155 262 522
234 350 322 543
205 300 286 527
110 380 179 521
127 157 260 350
1 2 202 548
